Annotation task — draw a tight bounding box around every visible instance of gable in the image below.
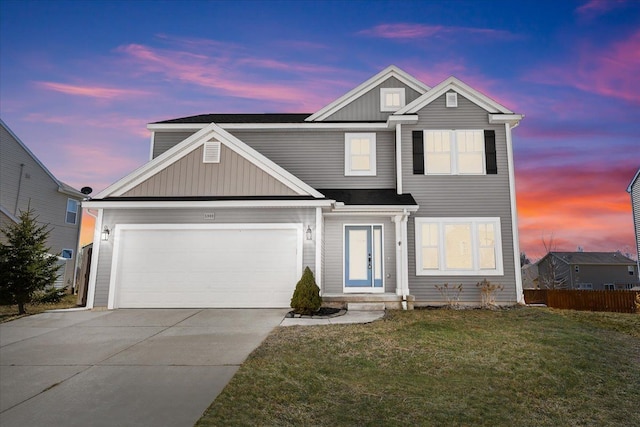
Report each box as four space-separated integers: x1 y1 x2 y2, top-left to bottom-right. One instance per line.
324 76 424 122
96 123 323 199
122 143 297 197
306 65 429 122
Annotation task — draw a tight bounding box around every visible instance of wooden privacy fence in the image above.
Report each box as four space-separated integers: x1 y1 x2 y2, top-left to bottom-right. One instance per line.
524 289 639 313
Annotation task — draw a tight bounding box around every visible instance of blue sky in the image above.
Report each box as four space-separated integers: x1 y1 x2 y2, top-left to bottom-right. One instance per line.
1 0 639 258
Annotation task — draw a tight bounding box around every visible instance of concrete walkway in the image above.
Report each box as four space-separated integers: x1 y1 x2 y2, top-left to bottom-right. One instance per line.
0 309 287 427
280 310 385 326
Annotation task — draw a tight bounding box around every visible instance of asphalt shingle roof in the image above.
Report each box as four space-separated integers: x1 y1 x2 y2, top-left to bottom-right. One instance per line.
551 252 636 265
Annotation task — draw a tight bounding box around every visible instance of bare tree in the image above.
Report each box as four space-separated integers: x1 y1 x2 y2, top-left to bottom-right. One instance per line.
538 234 567 289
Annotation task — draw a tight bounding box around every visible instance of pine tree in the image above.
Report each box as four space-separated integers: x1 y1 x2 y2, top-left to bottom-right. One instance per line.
290 266 321 315
0 207 62 314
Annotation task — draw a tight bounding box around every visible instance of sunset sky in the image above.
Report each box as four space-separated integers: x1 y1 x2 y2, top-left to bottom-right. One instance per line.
1 0 638 260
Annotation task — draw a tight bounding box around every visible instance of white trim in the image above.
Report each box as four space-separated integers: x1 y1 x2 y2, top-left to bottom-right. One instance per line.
0 205 20 223
380 87 406 112
315 206 323 293
85 209 103 309
386 115 419 126
94 122 323 199
65 198 79 225
397 76 514 115
148 131 155 161
342 223 385 293
344 132 377 176
446 92 458 108
489 114 524 126
202 141 221 163
627 168 640 193
396 123 403 194
414 217 504 276
306 65 430 122
505 122 524 303
147 122 390 131
107 223 304 309
83 199 334 209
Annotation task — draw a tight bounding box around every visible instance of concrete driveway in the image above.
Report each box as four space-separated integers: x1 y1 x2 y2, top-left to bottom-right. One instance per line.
0 308 288 427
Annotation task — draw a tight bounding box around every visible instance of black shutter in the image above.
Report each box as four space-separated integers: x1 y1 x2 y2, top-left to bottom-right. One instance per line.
413 131 424 174
484 130 497 174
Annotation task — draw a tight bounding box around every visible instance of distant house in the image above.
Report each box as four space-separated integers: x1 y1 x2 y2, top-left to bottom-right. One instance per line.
0 119 85 290
628 168 640 279
536 252 638 290
521 262 539 289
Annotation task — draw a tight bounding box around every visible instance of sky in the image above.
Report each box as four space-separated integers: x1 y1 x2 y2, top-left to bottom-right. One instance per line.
1 0 639 261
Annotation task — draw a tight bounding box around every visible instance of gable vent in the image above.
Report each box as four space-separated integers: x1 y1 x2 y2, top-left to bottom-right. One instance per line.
203 141 221 163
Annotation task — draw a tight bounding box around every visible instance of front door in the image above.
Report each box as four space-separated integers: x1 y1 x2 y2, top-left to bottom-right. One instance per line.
344 225 383 291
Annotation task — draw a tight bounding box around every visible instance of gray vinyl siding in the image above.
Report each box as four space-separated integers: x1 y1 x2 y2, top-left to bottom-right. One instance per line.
402 93 518 304
1 123 82 289
229 130 396 189
324 77 423 122
153 131 197 158
538 257 638 290
323 216 396 294
124 145 297 197
631 177 640 276
92 207 316 307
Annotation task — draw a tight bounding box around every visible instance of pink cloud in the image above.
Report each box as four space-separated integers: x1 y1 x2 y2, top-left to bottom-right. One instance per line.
525 30 640 103
24 113 151 139
358 23 516 41
576 0 628 17
36 81 150 100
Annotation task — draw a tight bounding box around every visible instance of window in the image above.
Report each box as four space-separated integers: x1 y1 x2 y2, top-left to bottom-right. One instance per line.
415 217 503 275
61 249 73 259
65 199 78 224
628 266 635 276
345 133 376 176
446 92 458 108
423 130 485 175
604 284 615 290
574 265 580 273
380 88 405 112
203 141 221 163
577 283 593 290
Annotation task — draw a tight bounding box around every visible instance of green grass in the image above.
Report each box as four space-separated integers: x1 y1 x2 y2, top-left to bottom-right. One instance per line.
197 307 640 427
0 293 79 323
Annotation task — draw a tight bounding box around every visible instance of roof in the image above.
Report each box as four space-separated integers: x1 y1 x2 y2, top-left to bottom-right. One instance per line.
0 118 84 199
318 189 417 206
548 252 636 266
627 167 640 193
153 113 312 124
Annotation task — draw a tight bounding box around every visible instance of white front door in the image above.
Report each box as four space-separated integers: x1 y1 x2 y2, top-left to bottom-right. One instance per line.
344 225 383 292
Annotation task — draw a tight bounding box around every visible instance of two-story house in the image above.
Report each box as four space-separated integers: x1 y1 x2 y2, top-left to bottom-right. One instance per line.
628 168 640 279
83 65 524 309
1 119 85 290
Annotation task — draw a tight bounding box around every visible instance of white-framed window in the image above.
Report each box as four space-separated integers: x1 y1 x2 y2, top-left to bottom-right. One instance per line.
424 130 485 175
65 199 78 224
345 133 376 176
604 284 615 290
61 249 73 259
415 217 503 276
446 92 458 108
380 88 406 112
628 266 635 276
577 283 593 290
203 141 221 163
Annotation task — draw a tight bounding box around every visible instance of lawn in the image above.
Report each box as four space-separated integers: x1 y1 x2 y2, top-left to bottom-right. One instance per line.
197 307 640 427
0 293 79 323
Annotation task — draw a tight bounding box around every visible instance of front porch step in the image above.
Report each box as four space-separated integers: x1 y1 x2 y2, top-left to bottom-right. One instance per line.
348 302 386 311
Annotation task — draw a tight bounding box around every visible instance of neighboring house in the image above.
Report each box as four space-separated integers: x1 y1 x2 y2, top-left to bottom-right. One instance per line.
521 263 539 289
0 119 85 290
628 168 640 277
83 65 524 309
537 251 638 290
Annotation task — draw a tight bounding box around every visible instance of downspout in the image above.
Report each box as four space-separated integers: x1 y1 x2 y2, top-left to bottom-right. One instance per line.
14 163 25 216
400 209 410 307
84 208 103 309
505 122 524 304
395 123 403 195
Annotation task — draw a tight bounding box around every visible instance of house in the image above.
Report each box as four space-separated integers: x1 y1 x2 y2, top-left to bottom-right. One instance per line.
521 263 539 289
82 65 524 309
536 251 638 290
0 119 85 290
628 168 640 278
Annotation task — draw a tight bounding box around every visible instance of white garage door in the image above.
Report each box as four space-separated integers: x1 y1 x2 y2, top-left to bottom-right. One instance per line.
111 224 302 308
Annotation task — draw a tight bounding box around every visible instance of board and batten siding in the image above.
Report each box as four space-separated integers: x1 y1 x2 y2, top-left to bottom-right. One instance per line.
402 93 518 304
229 130 396 189
153 131 197 158
92 207 317 307
631 176 640 276
124 144 297 197
323 216 396 294
324 77 423 122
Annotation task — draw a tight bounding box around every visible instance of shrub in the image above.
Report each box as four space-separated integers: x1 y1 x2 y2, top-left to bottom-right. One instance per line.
290 267 321 315
32 286 68 305
476 279 504 308
434 283 463 308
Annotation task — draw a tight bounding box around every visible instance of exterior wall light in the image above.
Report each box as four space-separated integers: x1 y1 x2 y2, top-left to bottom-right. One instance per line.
306 225 312 241
101 226 111 241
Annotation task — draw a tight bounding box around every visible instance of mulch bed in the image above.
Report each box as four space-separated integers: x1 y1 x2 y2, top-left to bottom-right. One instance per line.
285 307 344 319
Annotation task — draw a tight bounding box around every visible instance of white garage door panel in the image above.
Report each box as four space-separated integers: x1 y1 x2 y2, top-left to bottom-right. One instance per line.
114 226 301 308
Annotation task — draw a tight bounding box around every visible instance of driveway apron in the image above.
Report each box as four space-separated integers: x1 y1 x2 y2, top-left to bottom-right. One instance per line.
0 308 287 427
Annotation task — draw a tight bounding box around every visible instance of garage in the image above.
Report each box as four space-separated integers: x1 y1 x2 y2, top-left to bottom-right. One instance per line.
109 224 302 308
